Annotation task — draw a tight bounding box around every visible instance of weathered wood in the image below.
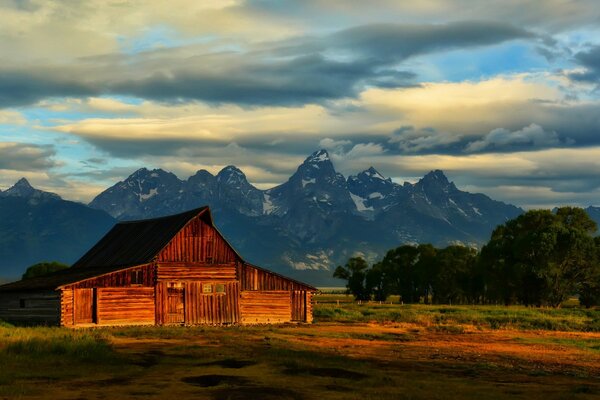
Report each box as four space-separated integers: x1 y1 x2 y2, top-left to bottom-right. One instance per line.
0 291 60 325
157 217 238 264
155 281 167 325
73 288 95 324
166 287 184 324
157 263 237 281
185 281 239 325
64 264 154 289
60 288 74 326
240 291 292 324
291 290 307 322
240 264 312 291
96 287 154 325
306 291 313 323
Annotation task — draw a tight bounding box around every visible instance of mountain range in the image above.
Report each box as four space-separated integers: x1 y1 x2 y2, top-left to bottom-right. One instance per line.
2 149 598 285
0 179 115 278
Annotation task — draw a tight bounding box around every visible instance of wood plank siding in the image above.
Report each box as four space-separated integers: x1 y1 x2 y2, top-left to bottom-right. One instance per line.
157 217 238 264
66 264 154 289
184 281 240 325
60 289 73 326
0 291 60 325
240 291 292 324
240 264 311 291
96 287 155 325
1 207 316 327
156 262 237 281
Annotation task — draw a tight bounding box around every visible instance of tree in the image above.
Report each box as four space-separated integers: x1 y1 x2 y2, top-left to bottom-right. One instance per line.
578 236 600 308
480 207 599 307
22 261 69 280
432 246 478 304
376 245 420 303
333 257 371 301
414 244 438 304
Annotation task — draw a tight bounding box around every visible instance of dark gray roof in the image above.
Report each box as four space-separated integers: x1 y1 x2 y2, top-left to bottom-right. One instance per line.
71 206 209 269
0 265 140 292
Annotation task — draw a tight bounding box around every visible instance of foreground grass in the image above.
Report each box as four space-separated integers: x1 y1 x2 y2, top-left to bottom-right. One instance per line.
0 304 599 399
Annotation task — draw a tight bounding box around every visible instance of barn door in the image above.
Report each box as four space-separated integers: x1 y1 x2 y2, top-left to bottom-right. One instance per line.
74 288 96 324
291 290 307 322
167 287 185 324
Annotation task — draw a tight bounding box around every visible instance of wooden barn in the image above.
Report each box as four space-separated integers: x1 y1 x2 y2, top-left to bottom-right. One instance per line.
0 207 316 327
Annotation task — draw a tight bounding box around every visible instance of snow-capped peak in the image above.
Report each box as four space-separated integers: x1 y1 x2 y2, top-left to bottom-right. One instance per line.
364 167 386 180
304 149 330 164
217 165 248 186
1 178 61 201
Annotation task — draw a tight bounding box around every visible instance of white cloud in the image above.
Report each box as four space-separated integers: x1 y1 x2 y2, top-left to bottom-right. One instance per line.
465 123 562 152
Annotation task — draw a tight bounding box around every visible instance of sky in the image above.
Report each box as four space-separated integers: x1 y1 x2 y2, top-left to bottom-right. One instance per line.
1 0 600 209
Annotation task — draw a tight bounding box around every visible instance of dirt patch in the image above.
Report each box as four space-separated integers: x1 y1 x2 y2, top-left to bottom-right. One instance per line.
283 366 367 380
78 376 133 387
198 358 258 369
323 384 353 392
211 386 304 400
181 374 251 387
133 350 164 368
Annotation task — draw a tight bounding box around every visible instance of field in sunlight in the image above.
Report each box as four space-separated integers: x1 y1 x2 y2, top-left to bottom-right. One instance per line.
1 303 599 400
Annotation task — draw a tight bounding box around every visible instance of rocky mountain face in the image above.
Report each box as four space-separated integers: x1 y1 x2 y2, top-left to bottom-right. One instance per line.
0 179 116 279
89 150 524 284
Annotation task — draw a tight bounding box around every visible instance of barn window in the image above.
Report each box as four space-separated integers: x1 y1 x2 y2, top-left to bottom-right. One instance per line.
202 283 213 293
19 299 26 308
130 270 143 285
216 284 225 293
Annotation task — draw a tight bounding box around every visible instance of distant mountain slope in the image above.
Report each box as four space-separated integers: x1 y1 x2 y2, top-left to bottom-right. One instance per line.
0 179 116 279
89 150 524 284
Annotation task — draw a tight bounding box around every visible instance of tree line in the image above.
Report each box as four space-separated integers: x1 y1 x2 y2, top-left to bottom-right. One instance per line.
334 207 600 307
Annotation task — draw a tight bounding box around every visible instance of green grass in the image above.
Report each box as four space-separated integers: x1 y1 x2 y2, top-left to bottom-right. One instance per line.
313 302 600 332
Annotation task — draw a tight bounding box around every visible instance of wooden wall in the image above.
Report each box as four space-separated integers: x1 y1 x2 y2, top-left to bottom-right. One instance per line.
156 262 237 281
157 217 239 264
96 287 154 325
306 292 313 323
240 264 313 291
0 291 60 325
60 289 73 326
185 281 240 325
240 290 291 324
156 281 240 325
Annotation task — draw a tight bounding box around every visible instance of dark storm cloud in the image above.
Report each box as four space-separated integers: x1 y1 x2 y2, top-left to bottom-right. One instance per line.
0 71 97 108
568 45 600 83
328 21 534 63
0 143 56 170
0 21 533 108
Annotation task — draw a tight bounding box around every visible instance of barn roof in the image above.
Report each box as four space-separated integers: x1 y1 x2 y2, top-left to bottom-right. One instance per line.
0 264 147 292
0 206 317 292
71 206 209 269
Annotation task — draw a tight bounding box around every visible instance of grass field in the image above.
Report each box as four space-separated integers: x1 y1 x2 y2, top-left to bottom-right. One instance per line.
1 298 599 399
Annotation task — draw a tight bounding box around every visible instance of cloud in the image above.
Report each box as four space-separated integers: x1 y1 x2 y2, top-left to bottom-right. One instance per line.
0 142 57 170
568 45 600 83
0 20 535 108
0 110 26 125
465 123 562 152
389 126 462 152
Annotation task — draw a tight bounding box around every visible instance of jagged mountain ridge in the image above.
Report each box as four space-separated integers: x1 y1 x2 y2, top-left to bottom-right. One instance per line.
0 179 116 278
89 150 524 282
